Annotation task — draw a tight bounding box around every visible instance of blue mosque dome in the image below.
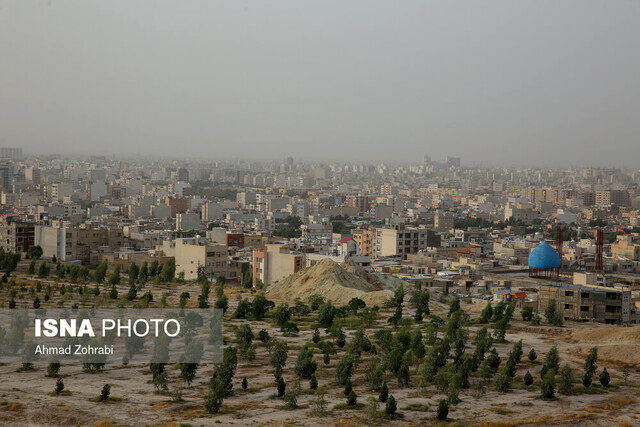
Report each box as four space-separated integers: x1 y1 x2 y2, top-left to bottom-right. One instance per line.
528 241 561 269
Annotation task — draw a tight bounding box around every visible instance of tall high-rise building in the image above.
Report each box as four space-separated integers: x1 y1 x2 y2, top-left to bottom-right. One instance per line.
0 161 13 192
0 147 23 161
444 156 461 167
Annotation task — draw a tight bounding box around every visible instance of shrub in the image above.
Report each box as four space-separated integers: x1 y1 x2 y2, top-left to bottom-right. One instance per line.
521 306 533 321
559 364 574 395
436 398 448 420
599 368 610 387
582 372 592 388
47 361 60 377
347 390 357 406
385 395 397 415
55 377 64 394
258 329 270 343
242 377 248 390
283 381 301 408
379 381 389 402
310 374 318 390
100 384 111 401
495 369 512 392
540 370 556 399
524 370 534 386
528 348 537 361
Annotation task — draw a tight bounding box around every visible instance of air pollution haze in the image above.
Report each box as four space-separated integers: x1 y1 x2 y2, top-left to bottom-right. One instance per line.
1 1 639 166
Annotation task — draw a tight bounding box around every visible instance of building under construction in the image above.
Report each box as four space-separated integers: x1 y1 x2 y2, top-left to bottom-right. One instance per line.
538 283 637 324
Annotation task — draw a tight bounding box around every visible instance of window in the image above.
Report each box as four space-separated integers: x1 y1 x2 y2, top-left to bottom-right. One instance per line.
580 305 589 312
581 292 590 298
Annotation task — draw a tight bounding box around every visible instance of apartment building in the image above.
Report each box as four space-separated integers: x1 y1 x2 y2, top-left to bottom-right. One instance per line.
522 187 573 205
160 237 241 282
538 283 636 324
352 229 373 256
434 211 455 233
252 244 304 286
34 222 78 261
373 225 440 259
76 226 126 265
594 190 630 207
504 203 537 222
301 222 332 243
0 215 35 253
175 212 202 231
611 234 640 261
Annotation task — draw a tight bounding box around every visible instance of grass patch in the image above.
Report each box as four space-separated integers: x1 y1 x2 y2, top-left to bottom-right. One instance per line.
333 402 365 410
489 406 515 415
88 396 124 403
402 403 429 412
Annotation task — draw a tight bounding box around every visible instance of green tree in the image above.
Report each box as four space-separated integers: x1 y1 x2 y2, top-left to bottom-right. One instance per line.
540 370 556 399
436 398 449 420
28 245 43 260
480 302 493 323
524 370 534 386
582 347 598 387
274 303 292 326
496 368 512 392
379 381 389 402
108 265 121 286
599 367 610 387
139 261 149 284
162 258 176 282
128 262 139 284
100 384 111 401
544 299 557 324
336 354 355 385
196 264 208 285
541 345 560 379
251 295 273 320
318 302 336 328
38 261 50 278
55 377 64 394
270 341 288 380
385 395 397 415
94 260 108 284
28 259 36 275
295 344 317 380
559 363 574 395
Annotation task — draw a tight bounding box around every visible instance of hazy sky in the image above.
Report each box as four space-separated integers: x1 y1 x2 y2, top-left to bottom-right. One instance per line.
1 1 639 166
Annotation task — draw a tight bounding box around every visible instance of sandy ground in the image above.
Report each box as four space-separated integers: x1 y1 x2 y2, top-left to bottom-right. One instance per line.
1 268 639 426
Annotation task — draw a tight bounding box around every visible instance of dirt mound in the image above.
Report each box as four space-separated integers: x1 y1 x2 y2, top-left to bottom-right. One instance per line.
571 326 640 345
341 259 409 291
266 259 392 306
571 326 640 364
340 259 386 288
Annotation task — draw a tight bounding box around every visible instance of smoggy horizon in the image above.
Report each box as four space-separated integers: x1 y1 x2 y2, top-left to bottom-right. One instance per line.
2 1 639 167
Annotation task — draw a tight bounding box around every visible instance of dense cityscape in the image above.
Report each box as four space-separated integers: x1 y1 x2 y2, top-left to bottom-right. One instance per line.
0 148 638 424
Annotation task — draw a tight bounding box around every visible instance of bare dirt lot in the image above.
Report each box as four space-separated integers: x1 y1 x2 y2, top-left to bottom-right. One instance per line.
1 265 639 426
